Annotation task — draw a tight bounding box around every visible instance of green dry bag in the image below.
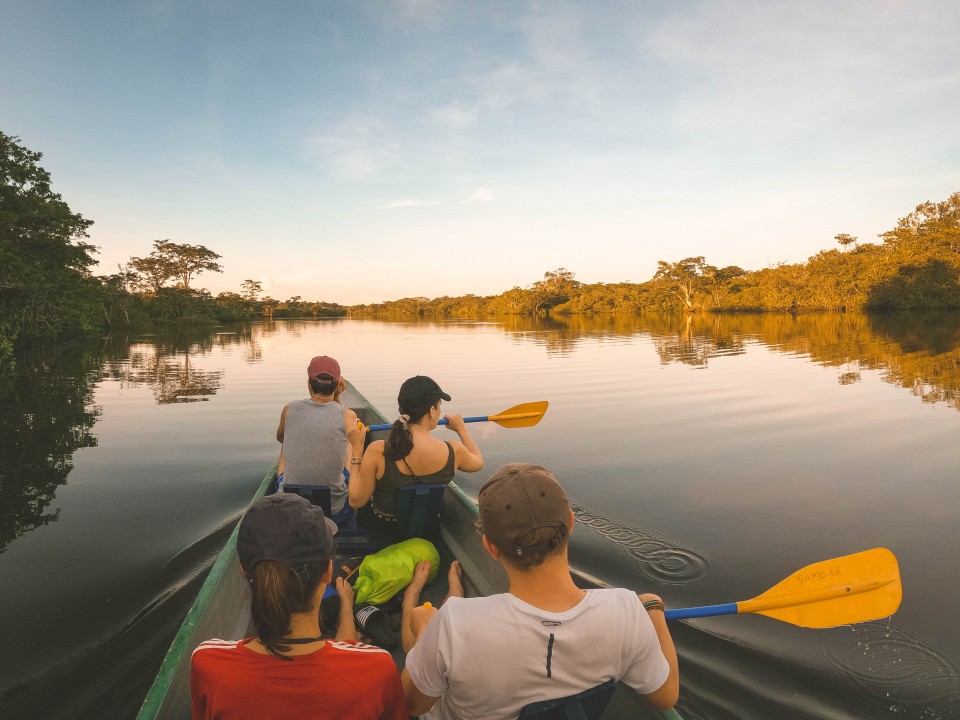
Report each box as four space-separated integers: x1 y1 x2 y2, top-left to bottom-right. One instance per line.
353 538 440 605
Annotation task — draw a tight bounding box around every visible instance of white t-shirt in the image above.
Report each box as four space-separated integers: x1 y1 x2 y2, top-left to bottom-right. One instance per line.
405 588 670 720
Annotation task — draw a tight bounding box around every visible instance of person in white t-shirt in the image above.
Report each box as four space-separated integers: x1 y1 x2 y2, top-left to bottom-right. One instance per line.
401 463 680 720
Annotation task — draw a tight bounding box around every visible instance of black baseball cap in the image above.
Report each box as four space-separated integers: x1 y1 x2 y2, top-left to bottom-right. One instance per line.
398 375 451 410
237 494 337 576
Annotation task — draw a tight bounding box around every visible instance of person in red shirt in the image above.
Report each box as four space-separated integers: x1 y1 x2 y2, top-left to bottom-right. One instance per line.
190 493 408 720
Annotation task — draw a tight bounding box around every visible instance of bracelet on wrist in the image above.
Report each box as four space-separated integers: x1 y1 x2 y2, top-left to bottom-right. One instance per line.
643 600 665 613
350 457 363 464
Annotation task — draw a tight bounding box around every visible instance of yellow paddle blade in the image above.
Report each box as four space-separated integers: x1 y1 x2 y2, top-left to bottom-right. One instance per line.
487 401 549 428
739 548 901 628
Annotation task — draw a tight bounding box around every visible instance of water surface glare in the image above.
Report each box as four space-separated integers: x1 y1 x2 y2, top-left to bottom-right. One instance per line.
1 314 958 718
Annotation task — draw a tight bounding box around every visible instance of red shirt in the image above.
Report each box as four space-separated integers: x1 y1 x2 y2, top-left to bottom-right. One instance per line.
190 638 408 720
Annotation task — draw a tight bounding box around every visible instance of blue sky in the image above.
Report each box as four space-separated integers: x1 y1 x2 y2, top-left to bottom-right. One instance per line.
3 1 959 304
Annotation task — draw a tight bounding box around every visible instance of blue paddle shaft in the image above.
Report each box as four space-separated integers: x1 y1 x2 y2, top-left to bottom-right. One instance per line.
664 603 738 621
365 416 489 432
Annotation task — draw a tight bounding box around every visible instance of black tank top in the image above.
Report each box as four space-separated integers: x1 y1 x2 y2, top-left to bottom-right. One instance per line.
372 441 456 516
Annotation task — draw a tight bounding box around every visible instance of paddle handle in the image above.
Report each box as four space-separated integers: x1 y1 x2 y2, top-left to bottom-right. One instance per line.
664 603 738 621
362 416 488 433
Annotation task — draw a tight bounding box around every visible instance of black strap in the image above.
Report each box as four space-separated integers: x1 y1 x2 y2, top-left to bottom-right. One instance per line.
401 457 419 480
280 636 324 645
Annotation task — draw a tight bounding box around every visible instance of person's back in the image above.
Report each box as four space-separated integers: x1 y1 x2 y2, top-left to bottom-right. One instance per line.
402 464 680 720
191 637 403 719
277 355 365 528
281 398 348 509
406 588 667 719
190 493 407 720
350 375 483 534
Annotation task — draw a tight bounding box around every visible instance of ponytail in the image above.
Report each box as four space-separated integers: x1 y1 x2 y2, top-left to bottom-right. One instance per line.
384 400 436 461
249 560 323 659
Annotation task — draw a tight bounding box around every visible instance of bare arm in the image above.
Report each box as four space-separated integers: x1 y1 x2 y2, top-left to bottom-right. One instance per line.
638 593 680 710
342 407 366 470
400 605 441 716
401 672 440 717
276 405 289 443
333 577 358 642
349 440 384 509
443 414 484 472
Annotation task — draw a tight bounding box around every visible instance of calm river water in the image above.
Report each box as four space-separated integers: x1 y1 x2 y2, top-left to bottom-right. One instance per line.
1 314 959 719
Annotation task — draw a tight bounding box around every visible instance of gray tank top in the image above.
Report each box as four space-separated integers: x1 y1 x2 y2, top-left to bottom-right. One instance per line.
281 398 348 513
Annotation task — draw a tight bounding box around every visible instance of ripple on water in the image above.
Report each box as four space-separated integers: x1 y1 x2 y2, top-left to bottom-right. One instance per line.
812 619 960 717
570 503 710 585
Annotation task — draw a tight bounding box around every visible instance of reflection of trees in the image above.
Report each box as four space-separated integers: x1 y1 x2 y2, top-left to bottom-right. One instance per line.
0 339 101 551
646 314 747 368
99 322 291 402
728 312 960 410
102 329 223 404
371 312 960 409
865 314 960 409
132 350 223 404
500 316 581 357
497 313 748 366
214 328 262 364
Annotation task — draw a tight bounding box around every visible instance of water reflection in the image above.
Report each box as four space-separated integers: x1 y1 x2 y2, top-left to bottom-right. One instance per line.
4 312 960 553
102 329 213 403
98 325 279 403
0 324 281 551
0 339 101 551
647 315 747 368
436 312 960 409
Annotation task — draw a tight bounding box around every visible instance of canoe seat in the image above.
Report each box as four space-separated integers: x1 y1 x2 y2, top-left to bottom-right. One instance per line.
395 482 446 540
518 679 617 720
329 482 447 555
283 482 446 553
282 483 333 518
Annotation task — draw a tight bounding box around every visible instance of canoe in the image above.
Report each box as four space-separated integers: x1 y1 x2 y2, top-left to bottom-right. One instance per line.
136 382 681 720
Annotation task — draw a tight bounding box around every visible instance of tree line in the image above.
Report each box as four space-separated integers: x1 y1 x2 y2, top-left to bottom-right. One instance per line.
99 244 346 330
3 129 959 365
349 198 960 317
1 131 347 364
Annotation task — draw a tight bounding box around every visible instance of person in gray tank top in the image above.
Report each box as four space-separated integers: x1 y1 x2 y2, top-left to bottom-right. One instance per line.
277 356 366 529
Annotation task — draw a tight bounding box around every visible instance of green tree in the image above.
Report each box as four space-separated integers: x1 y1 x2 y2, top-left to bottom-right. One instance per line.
97 265 141 326
835 233 858 251
129 239 223 292
653 256 716 312
0 132 102 353
529 268 580 314
240 279 263 302
880 193 960 262
261 296 279 319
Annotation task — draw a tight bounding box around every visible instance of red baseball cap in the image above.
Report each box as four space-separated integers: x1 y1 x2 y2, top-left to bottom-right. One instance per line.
307 355 341 381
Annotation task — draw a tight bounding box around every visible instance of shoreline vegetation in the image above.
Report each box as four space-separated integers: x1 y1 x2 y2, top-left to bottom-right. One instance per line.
4 130 960 365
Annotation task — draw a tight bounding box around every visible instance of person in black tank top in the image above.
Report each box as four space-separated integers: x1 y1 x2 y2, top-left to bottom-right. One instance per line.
349 376 484 539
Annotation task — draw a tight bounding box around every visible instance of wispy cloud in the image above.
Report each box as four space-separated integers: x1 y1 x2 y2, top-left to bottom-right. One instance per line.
305 115 399 180
428 102 478 128
463 187 495 204
646 1 960 147
379 197 442 209
419 6 606 133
